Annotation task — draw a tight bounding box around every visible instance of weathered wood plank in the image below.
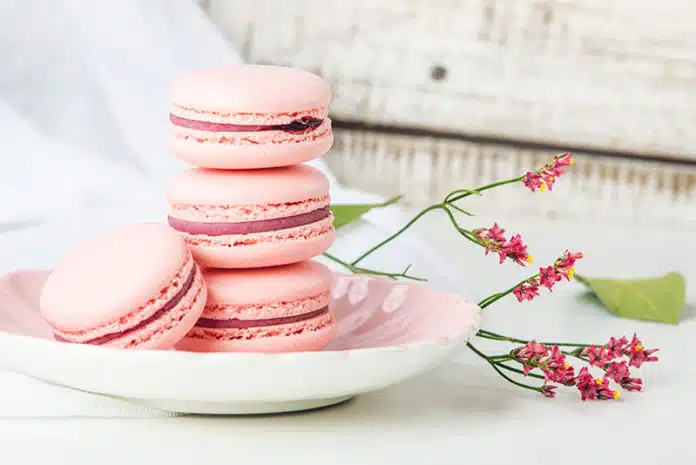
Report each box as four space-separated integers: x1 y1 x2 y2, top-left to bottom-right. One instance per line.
326 128 696 229
206 0 696 160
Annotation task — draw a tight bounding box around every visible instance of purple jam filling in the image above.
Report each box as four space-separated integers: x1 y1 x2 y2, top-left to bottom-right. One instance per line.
54 267 198 345
195 306 329 329
168 206 330 237
170 114 323 133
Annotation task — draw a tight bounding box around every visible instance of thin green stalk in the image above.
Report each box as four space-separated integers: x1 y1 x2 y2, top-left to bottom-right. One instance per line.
351 204 443 267
476 329 593 349
477 273 540 309
467 342 542 392
477 292 503 308
447 176 524 203
491 363 542 392
446 202 475 216
438 206 482 246
323 252 426 281
346 174 526 272
444 188 482 202
495 362 547 380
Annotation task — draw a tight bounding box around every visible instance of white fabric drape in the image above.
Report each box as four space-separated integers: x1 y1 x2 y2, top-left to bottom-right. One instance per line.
0 0 468 417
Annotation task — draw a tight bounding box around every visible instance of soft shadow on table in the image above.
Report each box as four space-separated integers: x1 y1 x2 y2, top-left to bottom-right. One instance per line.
679 304 696 323
0 220 40 234
176 362 522 428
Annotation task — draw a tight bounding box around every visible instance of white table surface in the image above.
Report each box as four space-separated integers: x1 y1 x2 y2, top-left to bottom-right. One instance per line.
0 211 694 464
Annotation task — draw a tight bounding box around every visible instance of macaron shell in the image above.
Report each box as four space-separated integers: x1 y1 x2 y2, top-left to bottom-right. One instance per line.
110 267 207 350
166 164 330 206
40 223 189 331
175 319 337 353
187 229 336 269
169 130 333 170
204 261 333 305
169 65 331 113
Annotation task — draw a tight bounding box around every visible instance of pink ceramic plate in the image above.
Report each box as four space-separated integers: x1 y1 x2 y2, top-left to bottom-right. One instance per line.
0 270 481 414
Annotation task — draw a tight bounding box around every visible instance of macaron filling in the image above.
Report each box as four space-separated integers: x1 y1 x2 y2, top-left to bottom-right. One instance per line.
195 306 329 329
54 267 198 345
170 114 323 134
167 205 331 236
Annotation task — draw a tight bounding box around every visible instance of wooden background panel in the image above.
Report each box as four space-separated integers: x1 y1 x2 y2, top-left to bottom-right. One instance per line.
205 0 696 160
324 130 696 228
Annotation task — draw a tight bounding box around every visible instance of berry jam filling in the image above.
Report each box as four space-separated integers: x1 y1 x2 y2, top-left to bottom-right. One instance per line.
168 206 331 236
170 114 324 133
195 306 329 329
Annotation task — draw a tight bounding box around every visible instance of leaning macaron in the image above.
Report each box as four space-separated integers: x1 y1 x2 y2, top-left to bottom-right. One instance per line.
176 260 336 353
40 223 206 350
169 64 333 169
166 164 336 269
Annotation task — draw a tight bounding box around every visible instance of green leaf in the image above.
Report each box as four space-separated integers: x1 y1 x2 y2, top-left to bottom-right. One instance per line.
330 196 402 229
576 272 686 324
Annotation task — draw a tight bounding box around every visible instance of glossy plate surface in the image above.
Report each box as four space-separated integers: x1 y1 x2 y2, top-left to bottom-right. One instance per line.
0 270 481 414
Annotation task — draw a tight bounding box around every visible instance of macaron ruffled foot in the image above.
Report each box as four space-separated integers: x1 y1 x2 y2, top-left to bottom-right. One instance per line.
176 261 336 353
40 223 207 350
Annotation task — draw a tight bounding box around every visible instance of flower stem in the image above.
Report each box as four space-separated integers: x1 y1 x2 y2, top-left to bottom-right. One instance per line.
323 252 426 281
350 204 443 267
477 273 540 309
350 174 526 269
447 176 524 203
467 342 542 392
438 205 483 246
476 329 592 348
495 362 547 380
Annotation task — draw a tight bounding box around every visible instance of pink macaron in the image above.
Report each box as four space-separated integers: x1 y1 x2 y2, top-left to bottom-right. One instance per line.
166 164 336 269
169 64 333 169
40 223 207 350
176 260 336 353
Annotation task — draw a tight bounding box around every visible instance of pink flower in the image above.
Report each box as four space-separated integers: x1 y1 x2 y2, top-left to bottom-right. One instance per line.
515 341 548 362
522 153 574 192
500 234 531 266
596 379 620 400
626 334 643 354
605 361 630 383
512 283 540 302
605 336 629 359
538 346 576 385
619 377 643 392
515 343 576 384
575 367 621 401
553 251 584 280
523 172 545 192
543 153 575 190
540 385 557 398
625 334 659 368
545 363 576 385
539 266 563 290
582 345 614 367
554 250 584 269
476 223 506 243
545 345 565 367
628 348 659 368
514 341 548 375
553 152 574 168
575 367 597 401
540 168 559 191
475 225 532 266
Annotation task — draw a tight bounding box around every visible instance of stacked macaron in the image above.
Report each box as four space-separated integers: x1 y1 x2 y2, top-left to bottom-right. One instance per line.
39 65 338 354
165 65 337 352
